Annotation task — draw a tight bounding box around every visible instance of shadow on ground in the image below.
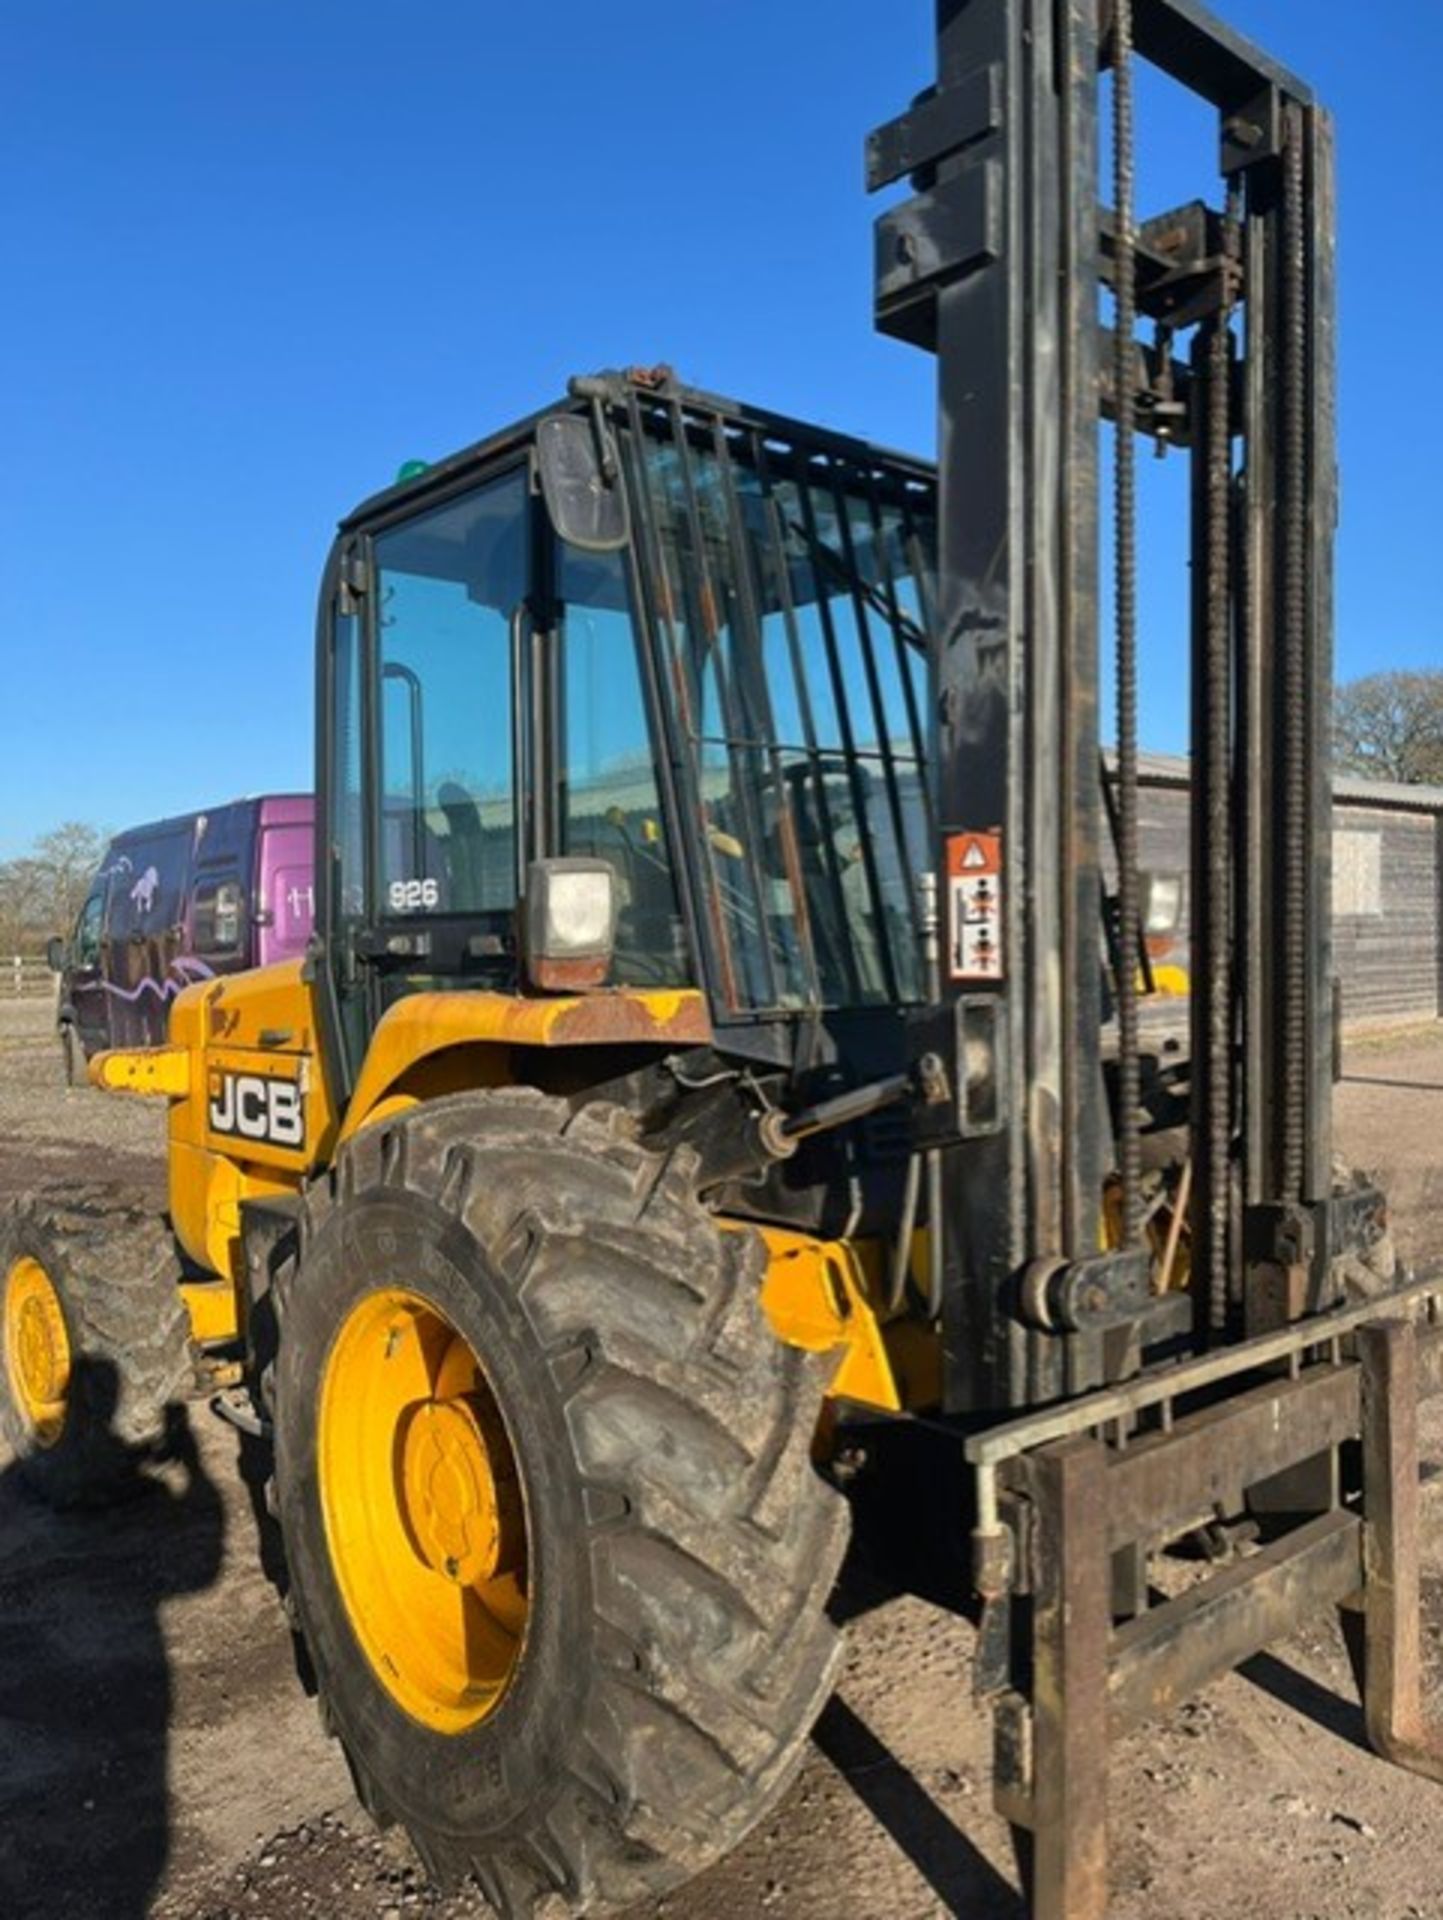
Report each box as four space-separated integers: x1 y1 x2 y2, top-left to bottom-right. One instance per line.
811 1418 1026 1917
0 1369 224 1920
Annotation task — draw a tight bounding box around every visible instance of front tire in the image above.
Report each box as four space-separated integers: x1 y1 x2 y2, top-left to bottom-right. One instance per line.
272 1090 848 1916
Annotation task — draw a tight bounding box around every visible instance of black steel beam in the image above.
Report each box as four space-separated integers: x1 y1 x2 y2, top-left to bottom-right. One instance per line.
873 0 1104 1411
1102 1364 1359 1550
1108 1508 1361 1730
1131 0 1313 110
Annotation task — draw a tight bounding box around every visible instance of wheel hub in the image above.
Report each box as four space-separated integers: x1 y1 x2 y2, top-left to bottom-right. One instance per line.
318 1288 530 1734
3 1257 70 1446
402 1397 503 1585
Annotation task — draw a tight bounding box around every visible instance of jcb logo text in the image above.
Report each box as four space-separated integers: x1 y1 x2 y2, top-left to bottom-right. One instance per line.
208 1071 305 1149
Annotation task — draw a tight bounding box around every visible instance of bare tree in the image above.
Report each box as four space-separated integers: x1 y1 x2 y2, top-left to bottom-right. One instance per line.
0 822 107 951
31 822 108 933
1334 670 1443 786
0 858 47 954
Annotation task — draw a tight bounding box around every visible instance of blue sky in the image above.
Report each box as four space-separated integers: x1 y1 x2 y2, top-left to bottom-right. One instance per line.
2 1 1438 857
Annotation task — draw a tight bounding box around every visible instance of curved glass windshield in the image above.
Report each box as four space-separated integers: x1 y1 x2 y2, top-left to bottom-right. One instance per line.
626 400 936 1013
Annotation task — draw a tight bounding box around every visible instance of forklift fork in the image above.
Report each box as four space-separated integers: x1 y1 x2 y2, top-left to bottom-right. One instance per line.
972 1281 1443 1918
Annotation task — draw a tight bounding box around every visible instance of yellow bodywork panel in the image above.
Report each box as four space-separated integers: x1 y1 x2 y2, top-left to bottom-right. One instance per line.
92 961 938 1411
179 1278 243 1346
89 1045 191 1098
101 965 710 1299
159 960 335 1287
339 987 710 1142
750 1223 940 1414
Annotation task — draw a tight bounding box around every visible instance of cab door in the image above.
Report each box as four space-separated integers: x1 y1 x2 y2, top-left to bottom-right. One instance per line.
317 463 531 1095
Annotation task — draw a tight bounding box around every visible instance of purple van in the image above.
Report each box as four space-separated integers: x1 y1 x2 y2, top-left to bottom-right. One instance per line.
51 795 314 1076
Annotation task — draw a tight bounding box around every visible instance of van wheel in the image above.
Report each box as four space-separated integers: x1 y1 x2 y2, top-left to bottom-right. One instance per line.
0 1189 194 1507
59 1022 81 1088
271 1090 849 1916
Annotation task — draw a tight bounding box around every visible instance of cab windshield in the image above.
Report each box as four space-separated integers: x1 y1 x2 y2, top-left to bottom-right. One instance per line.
622 396 936 1013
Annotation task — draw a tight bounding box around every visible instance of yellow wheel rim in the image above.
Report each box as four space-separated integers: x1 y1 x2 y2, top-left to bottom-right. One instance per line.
319 1289 529 1734
4 1256 71 1448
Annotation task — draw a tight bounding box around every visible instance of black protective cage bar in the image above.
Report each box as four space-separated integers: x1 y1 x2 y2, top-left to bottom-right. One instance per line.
609 380 939 1029
870 0 1343 1411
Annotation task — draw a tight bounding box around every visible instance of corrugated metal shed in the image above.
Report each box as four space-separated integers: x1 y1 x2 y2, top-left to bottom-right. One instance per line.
1114 752 1443 1026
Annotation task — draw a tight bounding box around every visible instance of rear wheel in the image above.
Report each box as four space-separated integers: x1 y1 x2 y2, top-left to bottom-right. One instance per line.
0 1188 193 1506
272 1090 849 1916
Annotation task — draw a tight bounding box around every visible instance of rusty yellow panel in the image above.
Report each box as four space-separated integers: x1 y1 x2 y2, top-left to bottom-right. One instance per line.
180 1277 241 1346
340 988 710 1143
88 1045 192 1098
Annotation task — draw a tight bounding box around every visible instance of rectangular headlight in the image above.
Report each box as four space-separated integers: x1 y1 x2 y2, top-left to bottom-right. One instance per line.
524 858 618 990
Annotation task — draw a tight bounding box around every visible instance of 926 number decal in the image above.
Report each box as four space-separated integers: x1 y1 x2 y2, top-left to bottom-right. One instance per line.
388 877 439 913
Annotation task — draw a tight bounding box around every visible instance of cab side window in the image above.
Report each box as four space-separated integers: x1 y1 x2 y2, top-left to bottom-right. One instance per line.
557 546 686 985
374 468 528 919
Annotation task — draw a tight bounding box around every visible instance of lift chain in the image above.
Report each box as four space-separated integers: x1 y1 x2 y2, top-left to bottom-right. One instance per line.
1202 185 1241 1332
1280 102 1309 1200
1112 0 1142 1243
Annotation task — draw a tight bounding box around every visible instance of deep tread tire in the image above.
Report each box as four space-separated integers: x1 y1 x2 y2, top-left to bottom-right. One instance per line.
0 1186 193 1507
272 1090 849 1916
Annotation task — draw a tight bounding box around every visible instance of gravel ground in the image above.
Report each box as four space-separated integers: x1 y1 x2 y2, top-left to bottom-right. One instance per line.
0 999 165 1203
4 995 1443 1920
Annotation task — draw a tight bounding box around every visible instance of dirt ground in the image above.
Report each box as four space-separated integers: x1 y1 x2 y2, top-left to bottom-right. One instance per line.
5 995 1443 1920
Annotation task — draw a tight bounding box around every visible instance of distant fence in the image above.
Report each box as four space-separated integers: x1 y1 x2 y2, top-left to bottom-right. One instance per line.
5 956 56 999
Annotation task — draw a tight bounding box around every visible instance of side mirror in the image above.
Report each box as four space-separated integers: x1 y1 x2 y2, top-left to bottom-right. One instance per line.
45 936 66 974
536 412 630 553
523 858 617 993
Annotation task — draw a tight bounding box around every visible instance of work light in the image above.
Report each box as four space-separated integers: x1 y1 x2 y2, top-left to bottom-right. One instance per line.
523 858 617 991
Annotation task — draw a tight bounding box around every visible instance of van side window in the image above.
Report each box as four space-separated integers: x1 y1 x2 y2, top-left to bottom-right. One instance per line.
194 873 245 956
75 889 104 966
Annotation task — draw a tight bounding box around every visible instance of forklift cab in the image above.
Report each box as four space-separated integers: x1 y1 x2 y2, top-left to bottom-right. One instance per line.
315 378 939 1090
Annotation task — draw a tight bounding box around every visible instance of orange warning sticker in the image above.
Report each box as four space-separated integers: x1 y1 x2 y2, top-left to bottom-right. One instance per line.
946 830 1003 981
